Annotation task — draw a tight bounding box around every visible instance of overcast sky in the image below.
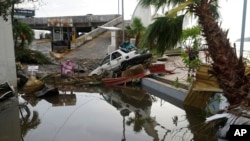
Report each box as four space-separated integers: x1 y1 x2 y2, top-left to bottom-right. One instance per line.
17 0 249 42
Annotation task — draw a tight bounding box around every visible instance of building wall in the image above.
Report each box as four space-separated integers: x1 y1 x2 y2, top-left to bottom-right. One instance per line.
0 15 17 87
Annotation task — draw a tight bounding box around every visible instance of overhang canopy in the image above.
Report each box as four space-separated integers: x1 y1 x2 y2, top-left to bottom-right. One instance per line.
99 26 122 31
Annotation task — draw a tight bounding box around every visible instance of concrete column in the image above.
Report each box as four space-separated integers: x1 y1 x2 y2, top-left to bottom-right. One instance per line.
71 27 76 41
0 5 20 141
111 31 116 47
0 14 17 87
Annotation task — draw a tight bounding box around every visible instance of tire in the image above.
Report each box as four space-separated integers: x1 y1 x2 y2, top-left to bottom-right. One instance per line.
120 53 152 71
130 53 152 65
120 61 128 71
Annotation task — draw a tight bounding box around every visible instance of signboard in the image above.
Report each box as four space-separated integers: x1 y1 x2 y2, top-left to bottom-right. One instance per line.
48 18 73 27
14 9 35 17
61 60 74 75
28 65 39 75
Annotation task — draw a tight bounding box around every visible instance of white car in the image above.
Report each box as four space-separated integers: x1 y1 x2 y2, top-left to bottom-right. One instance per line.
89 48 152 76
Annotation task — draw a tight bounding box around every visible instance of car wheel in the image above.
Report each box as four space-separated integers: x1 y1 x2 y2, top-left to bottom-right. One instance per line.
121 62 128 71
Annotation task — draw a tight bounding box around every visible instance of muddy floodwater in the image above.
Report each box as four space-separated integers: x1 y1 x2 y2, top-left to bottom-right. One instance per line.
18 86 217 141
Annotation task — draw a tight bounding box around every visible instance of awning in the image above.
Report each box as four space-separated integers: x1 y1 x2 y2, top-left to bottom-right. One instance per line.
99 26 122 31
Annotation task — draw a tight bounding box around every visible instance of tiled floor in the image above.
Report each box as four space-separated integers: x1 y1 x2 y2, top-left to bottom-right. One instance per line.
154 51 212 86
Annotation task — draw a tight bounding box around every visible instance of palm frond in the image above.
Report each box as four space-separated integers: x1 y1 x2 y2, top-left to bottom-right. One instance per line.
167 0 194 17
139 0 167 11
209 2 220 19
142 15 184 55
131 17 145 34
13 20 34 46
139 0 189 13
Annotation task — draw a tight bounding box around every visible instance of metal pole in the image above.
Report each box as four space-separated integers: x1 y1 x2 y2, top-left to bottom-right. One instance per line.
118 0 120 14
122 0 124 42
239 0 247 57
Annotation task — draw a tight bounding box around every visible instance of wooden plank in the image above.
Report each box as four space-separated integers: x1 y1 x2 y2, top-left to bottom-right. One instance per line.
184 89 213 109
196 71 217 81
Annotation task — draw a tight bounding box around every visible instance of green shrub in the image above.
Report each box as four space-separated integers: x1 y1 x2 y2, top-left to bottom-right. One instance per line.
15 47 52 64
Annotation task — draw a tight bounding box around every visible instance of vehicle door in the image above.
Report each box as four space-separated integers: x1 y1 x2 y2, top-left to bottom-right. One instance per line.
110 51 122 70
100 54 111 71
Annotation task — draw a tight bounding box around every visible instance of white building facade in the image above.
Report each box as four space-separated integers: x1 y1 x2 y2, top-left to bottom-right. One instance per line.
0 13 17 87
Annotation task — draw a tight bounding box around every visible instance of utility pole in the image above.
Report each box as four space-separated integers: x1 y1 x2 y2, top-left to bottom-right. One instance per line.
239 0 248 57
118 0 120 14
122 0 124 42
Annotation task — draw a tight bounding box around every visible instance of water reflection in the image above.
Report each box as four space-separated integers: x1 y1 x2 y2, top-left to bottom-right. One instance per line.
19 104 40 137
22 94 76 107
184 106 218 141
19 92 77 140
100 86 161 140
19 86 217 141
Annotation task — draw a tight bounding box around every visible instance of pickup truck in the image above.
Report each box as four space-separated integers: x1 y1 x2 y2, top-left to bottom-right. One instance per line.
89 46 152 76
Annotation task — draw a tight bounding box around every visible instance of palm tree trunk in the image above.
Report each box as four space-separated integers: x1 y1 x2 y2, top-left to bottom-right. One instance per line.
195 2 250 107
135 35 140 47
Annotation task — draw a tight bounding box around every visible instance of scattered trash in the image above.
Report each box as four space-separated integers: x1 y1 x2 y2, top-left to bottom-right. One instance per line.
22 76 45 95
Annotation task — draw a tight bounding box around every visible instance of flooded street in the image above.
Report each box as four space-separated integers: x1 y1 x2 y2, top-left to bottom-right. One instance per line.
18 86 217 141
12 39 219 141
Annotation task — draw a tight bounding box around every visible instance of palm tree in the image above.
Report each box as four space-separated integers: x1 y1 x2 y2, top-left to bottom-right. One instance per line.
13 20 51 64
139 0 250 108
12 20 34 48
125 17 145 47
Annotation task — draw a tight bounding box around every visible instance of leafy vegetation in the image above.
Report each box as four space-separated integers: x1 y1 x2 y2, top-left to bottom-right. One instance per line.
141 15 184 55
0 0 51 64
0 0 12 21
125 17 146 47
13 20 34 48
12 20 51 64
0 0 39 21
180 26 203 79
173 77 180 88
15 47 51 64
138 0 250 107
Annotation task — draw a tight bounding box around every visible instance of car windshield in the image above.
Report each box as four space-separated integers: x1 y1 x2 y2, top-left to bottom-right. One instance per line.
101 55 110 65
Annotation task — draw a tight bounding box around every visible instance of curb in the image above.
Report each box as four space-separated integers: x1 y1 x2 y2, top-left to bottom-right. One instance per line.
141 77 188 102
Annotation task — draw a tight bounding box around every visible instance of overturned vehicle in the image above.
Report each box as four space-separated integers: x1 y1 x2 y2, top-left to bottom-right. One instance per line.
89 42 152 76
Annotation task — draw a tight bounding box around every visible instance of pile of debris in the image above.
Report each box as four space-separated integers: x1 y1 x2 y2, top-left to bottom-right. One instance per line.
17 61 103 97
